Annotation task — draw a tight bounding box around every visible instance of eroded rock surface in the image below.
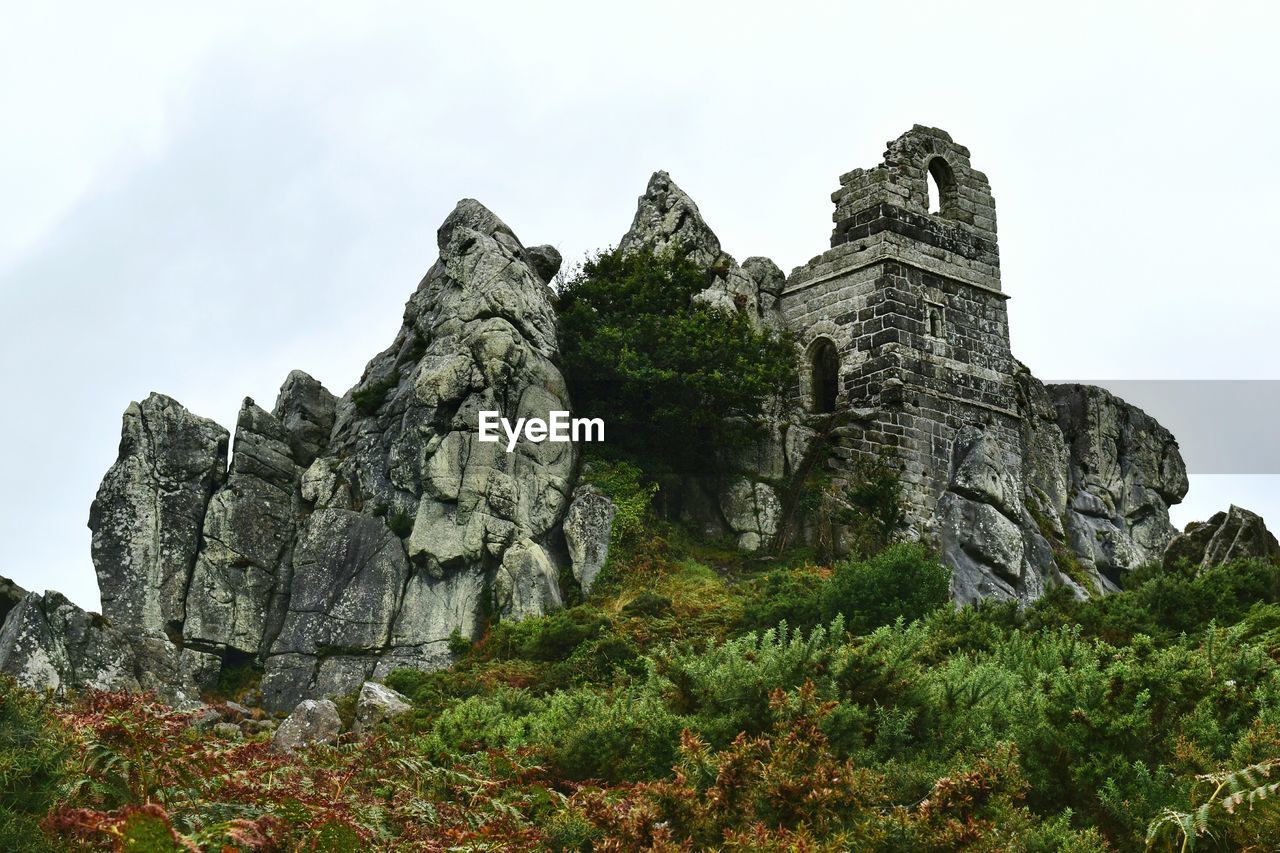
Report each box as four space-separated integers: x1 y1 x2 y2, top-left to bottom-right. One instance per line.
353 681 413 735
0 590 214 705
272 698 342 755
563 485 616 595
29 198 580 712
1164 505 1280 569
89 393 229 640
941 370 1190 604
184 399 300 656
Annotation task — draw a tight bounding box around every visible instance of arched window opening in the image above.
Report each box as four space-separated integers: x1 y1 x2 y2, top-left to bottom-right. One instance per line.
809 338 839 414
926 157 956 217
928 305 944 338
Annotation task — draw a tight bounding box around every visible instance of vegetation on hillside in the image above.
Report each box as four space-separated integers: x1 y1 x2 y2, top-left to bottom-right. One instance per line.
7 512 1280 849
5 250 1279 850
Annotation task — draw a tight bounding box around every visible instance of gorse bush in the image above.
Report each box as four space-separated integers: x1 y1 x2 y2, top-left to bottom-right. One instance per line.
742 543 951 635
822 543 952 633
556 247 796 477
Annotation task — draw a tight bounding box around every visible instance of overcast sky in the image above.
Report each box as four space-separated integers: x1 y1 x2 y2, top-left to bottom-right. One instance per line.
3 2 1277 610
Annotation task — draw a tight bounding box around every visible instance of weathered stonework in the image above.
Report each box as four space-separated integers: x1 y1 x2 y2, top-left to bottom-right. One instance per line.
782 127 1015 535
776 125 1188 600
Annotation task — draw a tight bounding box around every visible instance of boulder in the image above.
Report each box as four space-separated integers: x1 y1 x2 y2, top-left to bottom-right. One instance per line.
272 698 342 755
1164 505 1280 570
525 244 563 284
494 539 563 621
89 393 228 640
563 485 616 595
0 575 27 627
353 681 412 735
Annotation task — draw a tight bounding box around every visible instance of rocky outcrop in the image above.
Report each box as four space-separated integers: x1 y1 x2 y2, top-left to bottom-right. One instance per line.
620 171 782 330
249 200 578 708
940 369 1190 604
1051 382 1187 583
89 393 229 640
1164 505 1280 570
183 399 300 656
272 698 342 755
0 591 136 694
0 590 214 705
563 485 616 595
0 197 580 712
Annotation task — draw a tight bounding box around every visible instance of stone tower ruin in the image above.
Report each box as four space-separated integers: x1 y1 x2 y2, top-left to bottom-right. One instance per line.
779 125 1019 536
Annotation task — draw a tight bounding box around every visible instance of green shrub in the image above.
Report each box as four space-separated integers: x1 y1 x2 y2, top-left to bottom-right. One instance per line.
581 459 657 545
531 688 683 781
843 460 906 556
822 543 951 634
557 247 796 478
386 511 412 538
482 607 611 663
446 629 472 657
0 677 69 849
651 619 850 747
351 374 398 415
739 567 826 634
739 545 950 637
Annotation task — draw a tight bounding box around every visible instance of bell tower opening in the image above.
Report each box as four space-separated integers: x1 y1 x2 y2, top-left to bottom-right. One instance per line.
809 338 839 414
926 156 957 217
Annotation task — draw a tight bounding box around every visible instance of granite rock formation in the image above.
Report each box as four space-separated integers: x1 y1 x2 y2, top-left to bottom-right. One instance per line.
272 698 342 755
1164 505 1280 570
0 127 1237 712
89 393 229 641
1 199 577 711
620 171 783 332
939 373 1189 604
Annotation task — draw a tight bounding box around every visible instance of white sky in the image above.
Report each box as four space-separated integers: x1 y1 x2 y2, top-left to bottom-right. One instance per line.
2 2 1277 610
